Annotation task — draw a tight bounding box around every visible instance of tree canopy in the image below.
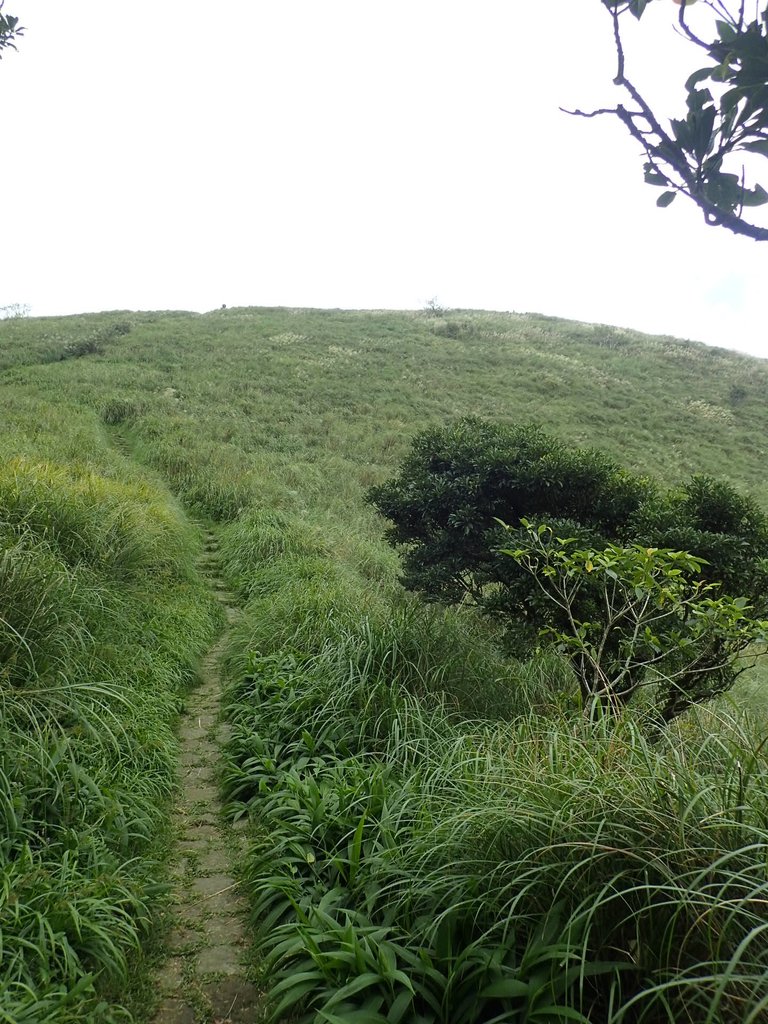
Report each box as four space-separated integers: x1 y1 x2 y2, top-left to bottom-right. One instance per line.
572 1 768 239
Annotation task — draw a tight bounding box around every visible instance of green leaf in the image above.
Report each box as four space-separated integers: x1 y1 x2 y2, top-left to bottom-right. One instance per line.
269 976 323 1020
656 191 677 208
644 166 669 187
740 183 768 207
671 117 693 149
629 0 650 19
715 19 738 44
693 102 716 161
387 990 414 1024
720 86 745 115
318 1009 389 1024
377 942 398 979
526 1006 591 1023
686 67 713 91
324 972 390 1009
479 978 531 999
743 139 768 157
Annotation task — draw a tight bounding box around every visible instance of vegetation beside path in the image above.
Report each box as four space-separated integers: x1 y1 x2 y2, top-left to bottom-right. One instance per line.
0 394 220 1021
218 515 768 1023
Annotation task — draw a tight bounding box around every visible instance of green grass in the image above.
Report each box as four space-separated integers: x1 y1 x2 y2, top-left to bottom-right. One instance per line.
5 307 768 519
2 305 768 1020
222 647 768 1023
0 390 220 1021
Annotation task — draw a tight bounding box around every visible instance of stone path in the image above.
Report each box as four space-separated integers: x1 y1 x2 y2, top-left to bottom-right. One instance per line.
150 530 263 1024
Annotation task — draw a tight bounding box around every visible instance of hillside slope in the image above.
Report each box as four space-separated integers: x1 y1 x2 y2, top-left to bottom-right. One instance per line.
2 306 766 513
3 306 768 1022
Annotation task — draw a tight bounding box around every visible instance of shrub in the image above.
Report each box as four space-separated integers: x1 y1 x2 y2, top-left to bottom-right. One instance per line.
504 522 768 723
100 396 144 425
58 322 132 361
368 418 768 719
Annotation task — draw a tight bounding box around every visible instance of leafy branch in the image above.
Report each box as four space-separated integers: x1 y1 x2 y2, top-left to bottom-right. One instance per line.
501 519 768 724
0 2 23 59
566 1 768 240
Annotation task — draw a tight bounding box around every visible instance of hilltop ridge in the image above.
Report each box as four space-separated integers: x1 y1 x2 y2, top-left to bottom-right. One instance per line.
2 305 766 504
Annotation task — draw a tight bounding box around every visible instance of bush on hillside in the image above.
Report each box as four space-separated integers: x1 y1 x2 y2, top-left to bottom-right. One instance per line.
100 396 144 425
58 321 132 361
368 418 768 723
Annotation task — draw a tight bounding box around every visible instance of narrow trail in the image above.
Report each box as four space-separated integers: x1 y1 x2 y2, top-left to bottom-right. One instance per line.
110 429 133 458
150 528 263 1024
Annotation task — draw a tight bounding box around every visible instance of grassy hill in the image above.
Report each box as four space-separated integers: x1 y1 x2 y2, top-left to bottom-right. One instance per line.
4 305 768 517
2 306 768 1022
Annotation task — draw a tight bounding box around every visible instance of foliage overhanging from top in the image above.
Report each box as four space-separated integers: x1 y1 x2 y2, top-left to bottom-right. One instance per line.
0 1 22 58
570 1 768 239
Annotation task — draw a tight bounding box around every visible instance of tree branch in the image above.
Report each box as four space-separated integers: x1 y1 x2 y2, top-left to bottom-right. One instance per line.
572 1 768 242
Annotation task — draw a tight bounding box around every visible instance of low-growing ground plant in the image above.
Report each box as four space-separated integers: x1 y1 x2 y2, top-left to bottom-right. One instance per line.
222 644 768 1023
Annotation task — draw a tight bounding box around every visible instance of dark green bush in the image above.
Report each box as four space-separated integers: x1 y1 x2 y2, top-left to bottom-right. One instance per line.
368 418 768 719
367 417 652 626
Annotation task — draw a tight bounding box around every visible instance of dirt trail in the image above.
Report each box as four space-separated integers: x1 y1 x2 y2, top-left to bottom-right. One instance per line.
150 529 263 1024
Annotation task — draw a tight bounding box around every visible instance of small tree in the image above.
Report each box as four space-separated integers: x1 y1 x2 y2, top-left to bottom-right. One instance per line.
369 418 768 722
503 520 768 723
367 417 652 611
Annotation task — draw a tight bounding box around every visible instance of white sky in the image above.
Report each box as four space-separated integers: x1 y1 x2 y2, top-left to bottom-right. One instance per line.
2 1 767 357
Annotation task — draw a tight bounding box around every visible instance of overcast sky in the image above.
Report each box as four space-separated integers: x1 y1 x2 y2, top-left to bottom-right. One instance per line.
2 1 767 357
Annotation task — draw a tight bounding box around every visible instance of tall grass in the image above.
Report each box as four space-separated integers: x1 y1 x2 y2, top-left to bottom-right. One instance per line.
7 307 768 525
220 509 535 721
209 436 768 1021
223 639 768 1024
0 397 220 1021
